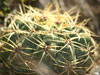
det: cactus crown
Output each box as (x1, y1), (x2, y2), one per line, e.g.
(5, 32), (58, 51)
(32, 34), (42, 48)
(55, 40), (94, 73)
(0, 4), (98, 75)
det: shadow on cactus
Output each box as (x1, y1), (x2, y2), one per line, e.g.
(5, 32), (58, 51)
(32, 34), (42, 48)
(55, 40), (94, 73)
(0, 4), (98, 75)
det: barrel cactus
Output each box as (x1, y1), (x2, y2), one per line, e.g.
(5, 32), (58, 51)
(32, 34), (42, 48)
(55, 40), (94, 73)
(0, 5), (98, 75)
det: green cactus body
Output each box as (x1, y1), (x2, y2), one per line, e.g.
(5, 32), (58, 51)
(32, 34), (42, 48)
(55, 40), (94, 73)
(0, 5), (97, 75)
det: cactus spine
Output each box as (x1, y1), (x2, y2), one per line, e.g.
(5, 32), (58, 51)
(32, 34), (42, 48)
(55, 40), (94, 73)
(0, 5), (97, 75)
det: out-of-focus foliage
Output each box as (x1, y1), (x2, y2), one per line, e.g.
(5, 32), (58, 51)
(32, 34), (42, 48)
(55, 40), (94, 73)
(0, 0), (37, 25)
(0, 0), (11, 24)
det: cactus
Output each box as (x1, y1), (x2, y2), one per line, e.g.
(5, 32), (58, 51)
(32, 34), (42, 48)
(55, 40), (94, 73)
(0, 4), (98, 75)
